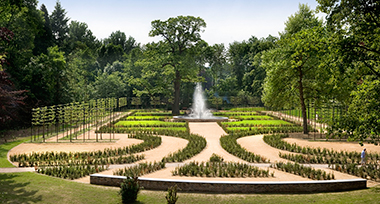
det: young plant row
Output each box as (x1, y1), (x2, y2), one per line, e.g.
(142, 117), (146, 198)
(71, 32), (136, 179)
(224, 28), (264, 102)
(37, 164), (108, 180)
(224, 126), (305, 135)
(10, 132), (161, 166)
(97, 127), (188, 135)
(115, 121), (186, 128)
(133, 112), (173, 116)
(220, 133), (268, 163)
(279, 152), (361, 165)
(333, 163), (380, 181)
(161, 133), (206, 162)
(222, 121), (293, 127)
(227, 107), (265, 112)
(227, 115), (274, 120)
(16, 154), (144, 168)
(264, 134), (380, 181)
(263, 134), (380, 163)
(271, 162), (335, 180)
(213, 112), (259, 116)
(124, 116), (170, 121)
(113, 161), (166, 177)
(172, 161), (273, 178)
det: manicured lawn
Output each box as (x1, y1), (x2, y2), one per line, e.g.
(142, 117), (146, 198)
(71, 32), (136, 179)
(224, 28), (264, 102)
(228, 107), (265, 112)
(0, 137), (30, 168)
(125, 116), (170, 120)
(1, 172), (380, 204)
(213, 112), (258, 116)
(115, 121), (186, 127)
(222, 120), (293, 127)
(228, 115), (274, 120)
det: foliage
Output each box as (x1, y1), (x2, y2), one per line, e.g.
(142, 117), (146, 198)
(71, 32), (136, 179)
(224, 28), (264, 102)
(329, 79), (380, 145)
(37, 164), (108, 180)
(113, 161), (166, 177)
(220, 133), (268, 163)
(209, 153), (224, 163)
(172, 161), (272, 178)
(148, 15), (207, 115)
(166, 185), (180, 204)
(271, 162), (334, 180)
(11, 132), (160, 167)
(162, 133), (206, 162)
(261, 4), (328, 134)
(119, 177), (140, 204)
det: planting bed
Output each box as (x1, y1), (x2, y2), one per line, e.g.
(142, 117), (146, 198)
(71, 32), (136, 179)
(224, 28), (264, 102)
(4, 109), (379, 193)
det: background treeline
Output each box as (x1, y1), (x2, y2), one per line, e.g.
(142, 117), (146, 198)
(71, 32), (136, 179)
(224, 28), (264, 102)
(0, 0), (275, 129)
(0, 0), (379, 145)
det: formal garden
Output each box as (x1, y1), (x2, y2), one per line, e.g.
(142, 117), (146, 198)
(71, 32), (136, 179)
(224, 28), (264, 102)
(1, 0), (380, 203)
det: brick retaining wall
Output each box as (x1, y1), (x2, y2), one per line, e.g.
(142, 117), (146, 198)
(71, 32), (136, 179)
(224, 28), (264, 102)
(90, 174), (367, 193)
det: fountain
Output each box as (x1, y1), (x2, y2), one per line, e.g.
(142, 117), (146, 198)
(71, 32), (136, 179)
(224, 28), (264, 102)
(173, 82), (228, 122)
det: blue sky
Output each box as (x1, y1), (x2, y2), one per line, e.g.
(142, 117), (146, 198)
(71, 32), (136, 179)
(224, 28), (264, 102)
(38, 0), (324, 47)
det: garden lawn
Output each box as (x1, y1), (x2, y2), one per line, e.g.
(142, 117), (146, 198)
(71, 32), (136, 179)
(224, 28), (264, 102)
(0, 137), (30, 168)
(213, 112), (259, 116)
(115, 120), (186, 127)
(125, 116), (170, 120)
(228, 115), (274, 120)
(1, 172), (380, 204)
(228, 107), (265, 112)
(133, 112), (173, 116)
(222, 120), (293, 127)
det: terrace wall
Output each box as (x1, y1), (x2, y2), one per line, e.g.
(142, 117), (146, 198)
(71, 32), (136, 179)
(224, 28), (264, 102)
(90, 174), (367, 193)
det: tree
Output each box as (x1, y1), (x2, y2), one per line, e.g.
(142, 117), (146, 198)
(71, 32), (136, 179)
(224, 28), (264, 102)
(50, 0), (69, 48)
(329, 78), (380, 145)
(97, 43), (124, 68)
(317, 0), (380, 144)
(149, 16), (206, 115)
(262, 4), (326, 134)
(0, 27), (27, 128)
(104, 31), (139, 55)
(94, 71), (127, 99)
(317, 0), (380, 79)
(66, 20), (99, 53)
(23, 46), (67, 105)
(33, 4), (54, 55)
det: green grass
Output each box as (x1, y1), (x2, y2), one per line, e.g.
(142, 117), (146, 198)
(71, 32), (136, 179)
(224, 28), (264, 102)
(0, 137), (30, 168)
(228, 107), (265, 112)
(125, 116), (170, 120)
(222, 120), (293, 126)
(213, 112), (258, 116)
(227, 115), (274, 120)
(115, 120), (186, 127)
(1, 172), (380, 204)
(118, 127), (188, 132)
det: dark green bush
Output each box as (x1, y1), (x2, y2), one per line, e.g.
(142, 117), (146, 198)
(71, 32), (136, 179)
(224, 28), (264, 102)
(119, 177), (140, 204)
(166, 185), (180, 204)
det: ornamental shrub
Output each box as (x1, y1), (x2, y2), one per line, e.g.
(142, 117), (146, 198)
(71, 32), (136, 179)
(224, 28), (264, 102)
(119, 177), (140, 204)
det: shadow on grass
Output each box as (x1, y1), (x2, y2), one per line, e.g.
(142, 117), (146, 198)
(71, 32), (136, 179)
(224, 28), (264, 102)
(0, 173), (42, 203)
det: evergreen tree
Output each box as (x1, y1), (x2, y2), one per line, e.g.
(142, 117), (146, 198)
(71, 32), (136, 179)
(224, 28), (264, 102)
(50, 0), (69, 48)
(33, 4), (54, 55)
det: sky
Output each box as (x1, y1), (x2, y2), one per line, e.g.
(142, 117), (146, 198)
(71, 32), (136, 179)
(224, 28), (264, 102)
(38, 0), (325, 47)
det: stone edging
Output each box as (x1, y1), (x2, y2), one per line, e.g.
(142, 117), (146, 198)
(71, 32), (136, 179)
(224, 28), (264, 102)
(90, 174), (367, 193)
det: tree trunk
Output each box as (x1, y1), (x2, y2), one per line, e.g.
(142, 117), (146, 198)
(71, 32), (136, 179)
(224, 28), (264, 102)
(173, 70), (181, 116)
(298, 67), (308, 134)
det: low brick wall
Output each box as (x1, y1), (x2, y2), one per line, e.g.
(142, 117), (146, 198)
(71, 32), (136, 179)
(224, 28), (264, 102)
(90, 174), (367, 193)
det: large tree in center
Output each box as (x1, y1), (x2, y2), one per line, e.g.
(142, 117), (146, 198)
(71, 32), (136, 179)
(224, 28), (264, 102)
(149, 16), (206, 115)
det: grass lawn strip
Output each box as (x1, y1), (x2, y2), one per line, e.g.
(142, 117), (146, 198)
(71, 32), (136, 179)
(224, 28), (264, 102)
(1, 172), (380, 204)
(0, 137), (30, 168)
